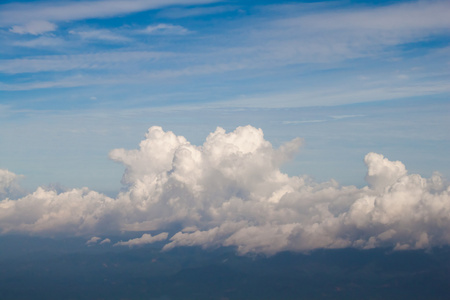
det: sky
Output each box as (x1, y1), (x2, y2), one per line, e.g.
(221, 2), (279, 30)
(1, 0), (450, 258)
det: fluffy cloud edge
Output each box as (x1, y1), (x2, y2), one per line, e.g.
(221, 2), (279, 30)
(1, 125), (449, 255)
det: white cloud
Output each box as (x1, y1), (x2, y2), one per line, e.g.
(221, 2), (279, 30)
(0, 169), (23, 199)
(10, 20), (57, 35)
(114, 232), (168, 247)
(364, 152), (407, 192)
(142, 24), (192, 35)
(86, 236), (101, 245)
(100, 238), (111, 244)
(0, 126), (449, 255)
(0, 186), (116, 235)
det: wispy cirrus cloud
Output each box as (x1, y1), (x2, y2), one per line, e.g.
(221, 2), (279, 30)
(289, 0), (450, 31)
(0, 51), (171, 74)
(9, 20), (57, 35)
(69, 29), (130, 42)
(0, 0), (219, 27)
(142, 24), (192, 35)
(247, 1), (450, 67)
(1, 0), (450, 110)
(157, 5), (240, 19)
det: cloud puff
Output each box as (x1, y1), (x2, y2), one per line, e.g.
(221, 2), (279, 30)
(86, 236), (101, 245)
(0, 186), (116, 235)
(0, 169), (23, 199)
(0, 126), (449, 255)
(86, 236), (111, 245)
(114, 232), (168, 247)
(10, 20), (57, 35)
(100, 238), (111, 244)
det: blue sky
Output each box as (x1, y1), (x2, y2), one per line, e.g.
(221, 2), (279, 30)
(1, 0), (449, 196)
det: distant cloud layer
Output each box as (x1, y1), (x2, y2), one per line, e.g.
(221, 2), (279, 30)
(1, 126), (449, 254)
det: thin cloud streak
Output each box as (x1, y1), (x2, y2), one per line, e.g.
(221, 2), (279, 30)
(69, 29), (131, 42)
(142, 24), (192, 35)
(0, 51), (172, 74)
(157, 5), (240, 19)
(0, 0), (219, 26)
(9, 20), (57, 35)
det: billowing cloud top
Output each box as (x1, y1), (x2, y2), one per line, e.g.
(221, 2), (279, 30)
(1, 126), (449, 254)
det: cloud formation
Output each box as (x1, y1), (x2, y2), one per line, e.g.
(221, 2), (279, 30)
(114, 232), (168, 247)
(1, 126), (449, 254)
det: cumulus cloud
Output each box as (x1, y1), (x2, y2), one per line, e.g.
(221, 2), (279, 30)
(114, 232), (168, 247)
(0, 186), (116, 235)
(0, 126), (449, 255)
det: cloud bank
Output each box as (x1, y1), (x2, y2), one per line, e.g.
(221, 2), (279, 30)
(1, 126), (449, 254)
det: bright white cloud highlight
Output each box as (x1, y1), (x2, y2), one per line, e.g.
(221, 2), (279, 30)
(114, 232), (168, 247)
(0, 126), (449, 255)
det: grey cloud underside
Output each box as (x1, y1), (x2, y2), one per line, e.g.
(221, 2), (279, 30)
(0, 126), (449, 254)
